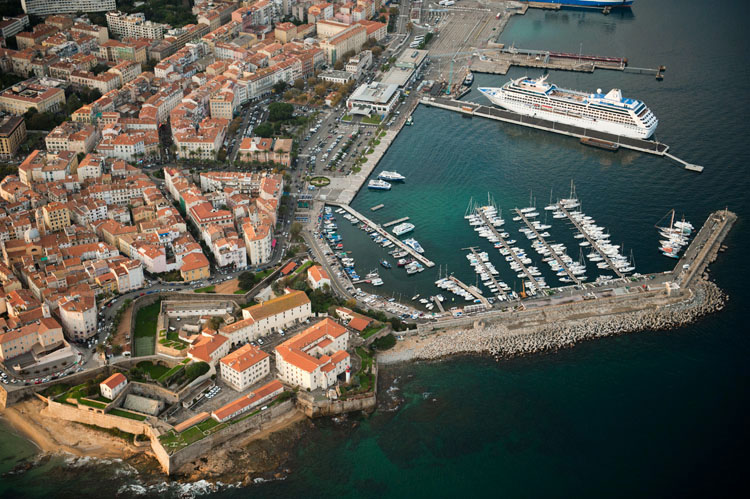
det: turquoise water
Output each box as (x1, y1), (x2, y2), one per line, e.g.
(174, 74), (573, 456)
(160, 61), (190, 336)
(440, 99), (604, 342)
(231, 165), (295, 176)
(2, 1), (750, 497)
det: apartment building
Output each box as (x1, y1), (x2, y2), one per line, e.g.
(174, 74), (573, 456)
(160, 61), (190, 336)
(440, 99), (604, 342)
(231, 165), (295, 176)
(0, 79), (66, 115)
(106, 11), (167, 41)
(0, 116), (27, 159)
(21, 0), (116, 16)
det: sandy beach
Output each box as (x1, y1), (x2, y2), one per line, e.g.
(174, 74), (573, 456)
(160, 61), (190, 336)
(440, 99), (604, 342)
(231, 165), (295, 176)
(1, 398), (142, 460)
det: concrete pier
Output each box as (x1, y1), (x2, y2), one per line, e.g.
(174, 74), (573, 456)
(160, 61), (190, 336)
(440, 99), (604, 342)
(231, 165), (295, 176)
(449, 276), (491, 309)
(514, 208), (582, 285)
(421, 97), (703, 172)
(383, 217), (410, 228)
(475, 210), (542, 290)
(556, 203), (626, 279)
(466, 246), (511, 302)
(332, 203), (435, 268)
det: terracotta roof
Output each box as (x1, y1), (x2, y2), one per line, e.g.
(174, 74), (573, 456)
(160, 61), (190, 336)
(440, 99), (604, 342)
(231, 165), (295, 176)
(212, 379), (283, 421)
(243, 290), (310, 322)
(220, 343), (269, 373)
(101, 373), (127, 390)
(280, 261), (297, 275)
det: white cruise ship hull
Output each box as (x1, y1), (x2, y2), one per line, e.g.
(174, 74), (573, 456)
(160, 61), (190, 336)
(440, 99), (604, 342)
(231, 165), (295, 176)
(481, 89), (657, 140)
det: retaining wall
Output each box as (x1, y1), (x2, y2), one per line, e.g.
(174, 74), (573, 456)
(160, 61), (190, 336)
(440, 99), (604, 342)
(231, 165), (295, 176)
(297, 362), (378, 418)
(155, 399), (296, 474)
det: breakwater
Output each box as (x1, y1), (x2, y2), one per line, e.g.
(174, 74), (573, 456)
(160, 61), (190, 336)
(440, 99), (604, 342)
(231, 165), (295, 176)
(379, 280), (726, 364)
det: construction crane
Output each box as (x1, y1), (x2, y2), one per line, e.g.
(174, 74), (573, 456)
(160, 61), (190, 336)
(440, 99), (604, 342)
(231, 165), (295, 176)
(429, 49), (499, 94)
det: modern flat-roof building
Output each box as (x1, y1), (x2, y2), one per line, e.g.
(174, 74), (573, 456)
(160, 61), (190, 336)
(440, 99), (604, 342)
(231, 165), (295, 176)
(381, 49), (428, 88)
(0, 78), (66, 115)
(106, 11), (168, 41)
(0, 116), (27, 159)
(346, 82), (400, 117)
(21, 0), (116, 16)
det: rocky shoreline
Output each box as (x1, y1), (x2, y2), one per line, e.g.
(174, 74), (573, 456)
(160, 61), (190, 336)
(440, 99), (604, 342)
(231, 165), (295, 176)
(378, 280), (727, 364)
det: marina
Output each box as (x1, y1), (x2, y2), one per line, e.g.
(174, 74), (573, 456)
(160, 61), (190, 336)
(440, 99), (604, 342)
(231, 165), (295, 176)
(332, 203), (435, 268)
(465, 246), (511, 303)
(473, 205), (546, 296)
(421, 97), (703, 172)
(514, 208), (583, 286)
(448, 276), (491, 310)
(555, 201), (627, 278)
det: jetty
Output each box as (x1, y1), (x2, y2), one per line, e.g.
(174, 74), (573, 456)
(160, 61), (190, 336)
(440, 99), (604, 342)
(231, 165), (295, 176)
(332, 203), (435, 268)
(475, 209), (540, 287)
(370, 204), (384, 211)
(449, 276), (491, 310)
(421, 97), (703, 173)
(470, 46), (631, 76)
(465, 246), (510, 302)
(514, 208), (582, 285)
(556, 202), (626, 278)
(432, 296), (446, 313)
(383, 217), (410, 228)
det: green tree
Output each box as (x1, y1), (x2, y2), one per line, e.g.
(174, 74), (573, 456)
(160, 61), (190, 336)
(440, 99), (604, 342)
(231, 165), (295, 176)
(268, 102), (294, 122)
(333, 60), (344, 70)
(254, 122), (274, 138)
(314, 83), (327, 97)
(293, 78), (305, 90)
(185, 362), (210, 380)
(273, 80), (288, 94)
(238, 271), (256, 290)
(290, 222), (302, 240)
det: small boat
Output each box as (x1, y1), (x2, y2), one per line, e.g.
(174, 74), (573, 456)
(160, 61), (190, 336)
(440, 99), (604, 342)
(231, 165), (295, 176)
(402, 238), (424, 254)
(377, 171), (406, 182)
(463, 72), (474, 86)
(412, 294), (420, 300)
(405, 116), (414, 126)
(392, 222), (415, 236)
(371, 278), (384, 286)
(380, 259), (392, 269)
(368, 179), (392, 190)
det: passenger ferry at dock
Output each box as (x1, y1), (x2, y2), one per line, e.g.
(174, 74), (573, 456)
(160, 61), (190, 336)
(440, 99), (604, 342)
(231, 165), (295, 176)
(478, 75), (658, 139)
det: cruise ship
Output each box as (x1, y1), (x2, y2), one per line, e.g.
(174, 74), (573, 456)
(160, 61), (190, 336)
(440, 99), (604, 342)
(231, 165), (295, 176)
(392, 222), (415, 236)
(378, 171), (406, 182)
(525, 0), (633, 7)
(368, 179), (392, 190)
(478, 75), (658, 139)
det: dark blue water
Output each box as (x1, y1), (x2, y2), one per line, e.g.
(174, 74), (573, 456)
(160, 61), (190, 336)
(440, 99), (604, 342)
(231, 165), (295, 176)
(2, 1), (749, 497)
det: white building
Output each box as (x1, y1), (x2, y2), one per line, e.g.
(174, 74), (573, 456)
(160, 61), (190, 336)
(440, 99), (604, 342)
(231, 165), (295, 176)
(241, 290), (312, 333)
(346, 82), (400, 117)
(211, 379), (283, 423)
(275, 318), (350, 391)
(345, 50), (372, 78)
(21, 0), (116, 16)
(106, 11), (167, 40)
(219, 343), (270, 391)
(58, 294), (97, 341)
(307, 265), (330, 290)
(243, 222), (272, 266)
(100, 373), (127, 400)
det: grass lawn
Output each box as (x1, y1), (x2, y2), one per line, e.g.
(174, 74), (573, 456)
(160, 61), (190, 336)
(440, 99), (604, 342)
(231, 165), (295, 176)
(78, 398), (107, 409)
(137, 361), (170, 380)
(197, 418), (219, 432)
(181, 426), (205, 445)
(362, 115), (382, 125)
(109, 408), (146, 421)
(194, 285), (215, 293)
(342, 114), (353, 121)
(157, 364), (184, 383)
(360, 323), (385, 339)
(356, 347), (373, 372)
(134, 301), (160, 356)
(234, 289), (246, 294)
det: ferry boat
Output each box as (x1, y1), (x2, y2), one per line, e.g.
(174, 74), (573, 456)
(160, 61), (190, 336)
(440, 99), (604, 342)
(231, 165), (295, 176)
(524, 0), (634, 7)
(392, 222), (415, 236)
(478, 74), (657, 139)
(377, 171), (406, 182)
(402, 238), (424, 254)
(368, 179), (392, 190)
(463, 72), (474, 86)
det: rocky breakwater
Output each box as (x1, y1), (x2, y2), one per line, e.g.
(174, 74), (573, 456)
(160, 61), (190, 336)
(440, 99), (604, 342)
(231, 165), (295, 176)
(379, 280), (727, 363)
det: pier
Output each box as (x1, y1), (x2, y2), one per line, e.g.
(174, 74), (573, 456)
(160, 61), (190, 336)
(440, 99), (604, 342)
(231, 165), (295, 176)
(556, 202), (626, 279)
(332, 203), (435, 268)
(514, 208), (583, 285)
(449, 276), (491, 309)
(421, 97), (704, 172)
(465, 246), (511, 302)
(470, 47), (630, 76)
(383, 217), (410, 228)
(370, 204), (384, 211)
(432, 296), (446, 313)
(475, 209), (541, 289)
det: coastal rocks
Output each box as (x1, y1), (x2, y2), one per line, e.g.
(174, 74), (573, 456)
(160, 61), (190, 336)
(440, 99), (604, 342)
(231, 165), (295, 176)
(380, 280), (727, 363)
